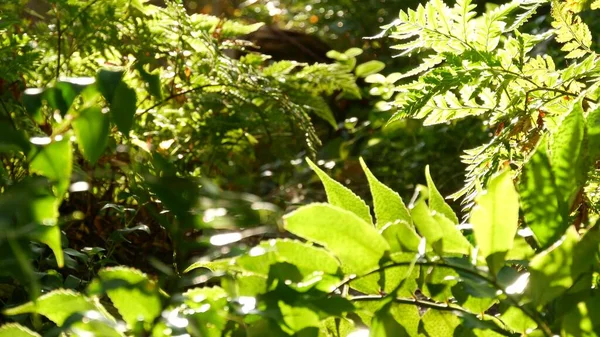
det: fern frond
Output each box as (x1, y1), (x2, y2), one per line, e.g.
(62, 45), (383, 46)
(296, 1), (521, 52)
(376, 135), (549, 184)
(389, 54), (445, 80)
(475, 2), (520, 51)
(452, 0), (477, 43)
(551, 1), (592, 58)
(505, 0), (548, 32)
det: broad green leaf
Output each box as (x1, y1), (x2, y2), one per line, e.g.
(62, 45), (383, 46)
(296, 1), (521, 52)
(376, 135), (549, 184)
(0, 324), (41, 337)
(0, 122), (30, 154)
(355, 61), (386, 78)
(110, 81), (137, 136)
(528, 226), (600, 306)
(320, 317), (355, 337)
(550, 100), (585, 207)
(136, 63), (162, 100)
(183, 287), (228, 310)
(389, 304), (420, 336)
(452, 282), (497, 313)
(411, 200), (471, 255)
(22, 88), (44, 123)
(500, 307), (537, 334)
(519, 142), (568, 248)
(34, 225), (64, 268)
(381, 221), (421, 253)
(97, 69), (124, 103)
(561, 299), (600, 337)
(351, 252), (419, 296)
(425, 166), (459, 224)
(43, 87), (69, 117)
(278, 301), (321, 333)
(306, 158), (372, 224)
(360, 158), (411, 228)
(283, 204), (389, 275)
(371, 302), (411, 337)
(29, 137), (72, 197)
(470, 170), (519, 274)
(307, 95), (338, 129)
(420, 310), (460, 336)
(55, 77), (95, 112)
(72, 106), (109, 164)
(587, 105), (600, 162)
(3, 289), (112, 326)
(259, 239), (341, 275)
(505, 236), (536, 261)
(92, 267), (162, 329)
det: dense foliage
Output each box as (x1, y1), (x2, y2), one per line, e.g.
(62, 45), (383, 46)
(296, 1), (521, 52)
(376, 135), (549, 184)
(1, 0), (600, 336)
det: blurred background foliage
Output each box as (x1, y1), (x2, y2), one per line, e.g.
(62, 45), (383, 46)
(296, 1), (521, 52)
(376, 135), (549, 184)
(0, 0), (551, 318)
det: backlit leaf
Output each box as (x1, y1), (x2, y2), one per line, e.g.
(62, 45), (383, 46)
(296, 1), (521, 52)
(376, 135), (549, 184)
(110, 81), (137, 136)
(72, 106), (109, 164)
(360, 158), (411, 229)
(284, 203), (389, 275)
(425, 165), (459, 224)
(92, 267), (162, 329)
(470, 170), (519, 274)
(306, 158), (372, 224)
(3, 289), (113, 326)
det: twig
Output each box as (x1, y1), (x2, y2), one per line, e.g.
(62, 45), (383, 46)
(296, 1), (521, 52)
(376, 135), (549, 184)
(336, 260), (553, 337)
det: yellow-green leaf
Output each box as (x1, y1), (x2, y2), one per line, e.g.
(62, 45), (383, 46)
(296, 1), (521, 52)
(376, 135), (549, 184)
(360, 158), (411, 229)
(470, 170), (519, 274)
(306, 158), (372, 224)
(284, 203), (389, 274)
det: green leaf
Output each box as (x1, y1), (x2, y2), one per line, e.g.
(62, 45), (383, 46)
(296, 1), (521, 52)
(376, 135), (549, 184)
(283, 203), (389, 274)
(344, 48), (364, 57)
(470, 170), (519, 274)
(92, 267), (162, 329)
(500, 307), (537, 334)
(278, 301), (321, 333)
(411, 200), (471, 255)
(371, 302), (411, 337)
(528, 226), (600, 306)
(306, 158), (372, 224)
(97, 69), (124, 103)
(550, 100), (586, 207)
(320, 317), (355, 337)
(136, 63), (162, 100)
(519, 142), (569, 249)
(34, 225), (64, 269)
(55, 77), (96, 113)
(360, 158), (412, 229)
(587, 105), (600, 162)
(43, 87), (69, 117)
(110, 81), (137, 136)
(0, 324), (41, 337)
(425, 166), (459, 224)
(0, 122), (31, 154)
(29, 137), (72, 197)
(22, 88), (44, 123)
(420, 310), (460, 336)
(381, 221), (422, 253)
(259, 239), (341, 276)
(72, 106), (109, 164)
(355, 61), (386, 78)
(561, 299), (600, 337)
(3, 289), (113, 326)
(307, 95), (338, 129)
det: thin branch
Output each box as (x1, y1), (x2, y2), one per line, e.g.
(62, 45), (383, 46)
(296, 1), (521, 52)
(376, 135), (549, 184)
(0, 97), (16, 130)
(336, 260), (553, 337)
(139, 84), (220, 115)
